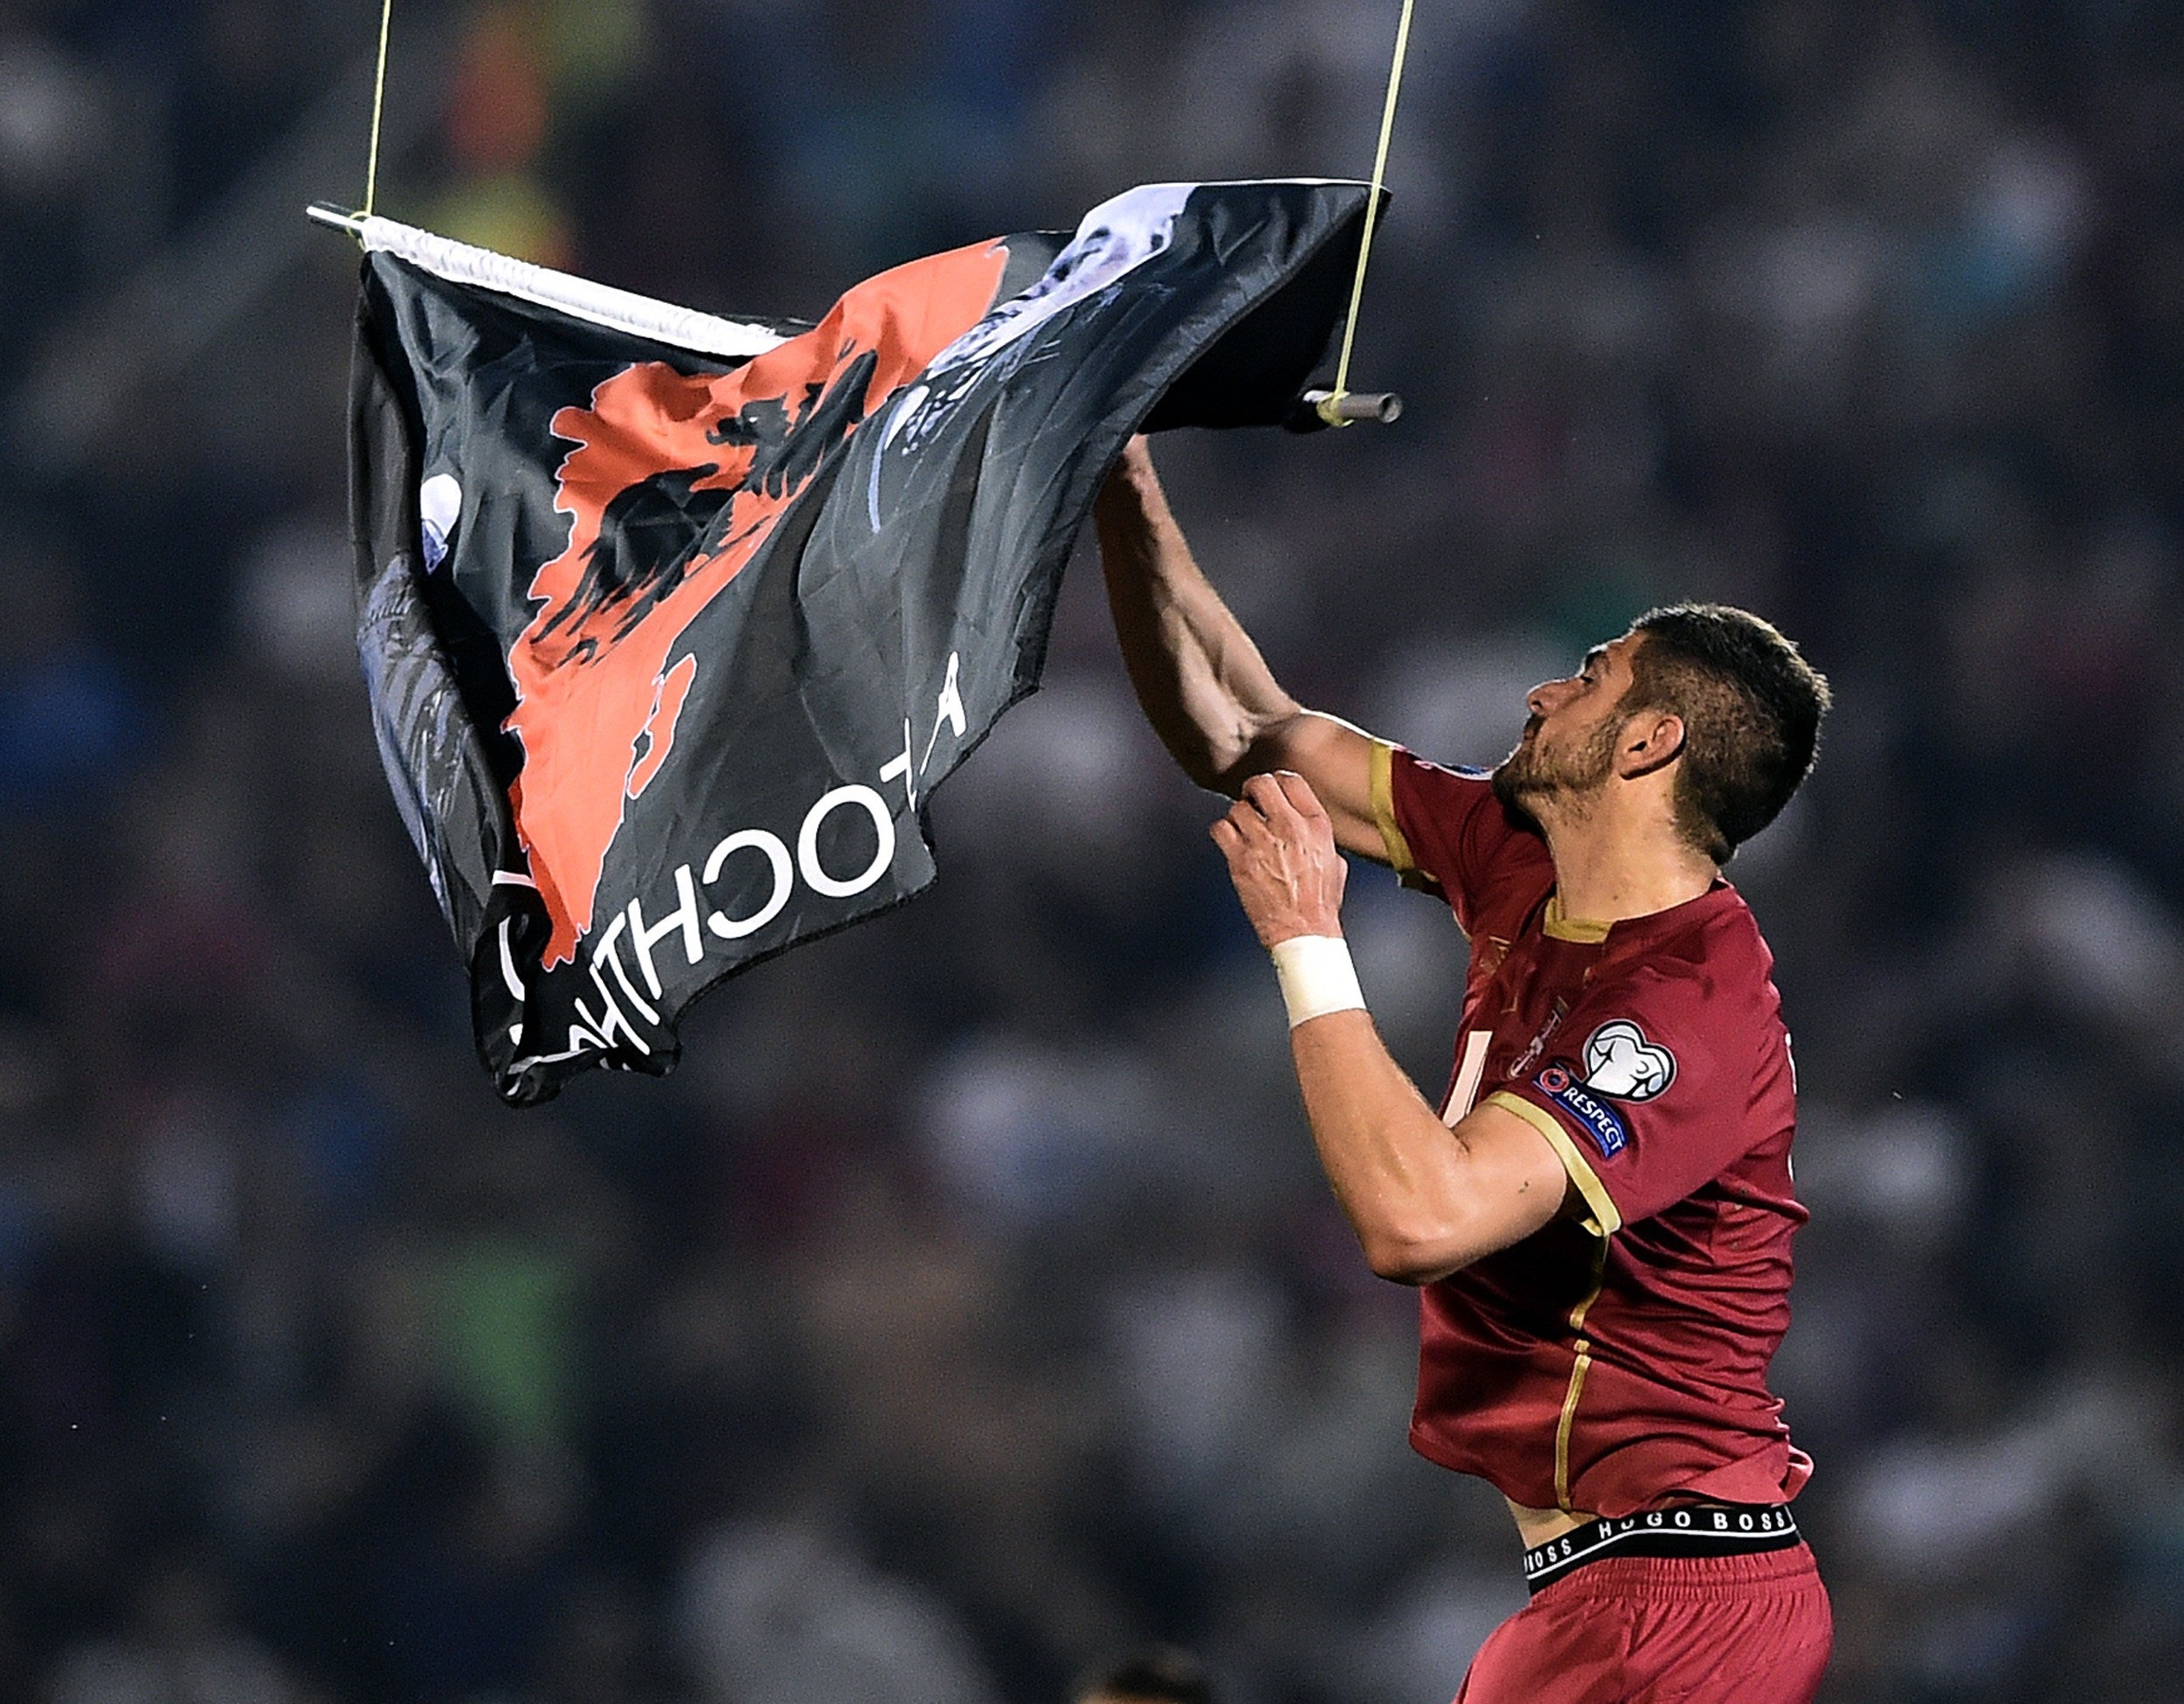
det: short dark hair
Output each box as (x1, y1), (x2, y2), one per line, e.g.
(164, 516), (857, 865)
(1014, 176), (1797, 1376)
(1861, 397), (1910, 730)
(1074, 1646), (1215, 1704)
(1621, 604), (1830, 863)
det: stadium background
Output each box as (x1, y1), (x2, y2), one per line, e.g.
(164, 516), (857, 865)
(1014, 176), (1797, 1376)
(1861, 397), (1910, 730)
(1, 0), (2181, 1699)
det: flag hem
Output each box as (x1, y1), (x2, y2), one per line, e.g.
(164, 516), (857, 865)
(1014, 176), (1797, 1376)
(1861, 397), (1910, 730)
(357, 215), (789, 361)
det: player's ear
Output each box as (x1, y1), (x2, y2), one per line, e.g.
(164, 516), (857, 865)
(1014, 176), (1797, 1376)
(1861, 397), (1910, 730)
(1615, 709), (1685, 781)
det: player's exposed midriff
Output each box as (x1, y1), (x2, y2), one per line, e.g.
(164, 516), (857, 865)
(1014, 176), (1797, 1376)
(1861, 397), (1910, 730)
(1508, 1498), (1600, 1549)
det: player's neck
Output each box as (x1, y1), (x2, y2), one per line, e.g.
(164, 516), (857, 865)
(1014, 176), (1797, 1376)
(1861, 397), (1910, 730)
(1538, 801), (1718, 927)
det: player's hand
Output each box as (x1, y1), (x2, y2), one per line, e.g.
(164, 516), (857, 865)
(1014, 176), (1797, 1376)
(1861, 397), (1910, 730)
(1211, 771), (1348, 948)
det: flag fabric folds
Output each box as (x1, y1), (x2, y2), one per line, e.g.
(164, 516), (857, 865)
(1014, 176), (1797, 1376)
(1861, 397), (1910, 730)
(348, 180), (1374, 1104)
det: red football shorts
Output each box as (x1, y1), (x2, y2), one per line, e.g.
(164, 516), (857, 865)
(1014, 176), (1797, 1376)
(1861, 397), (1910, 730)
(1454, 1545), (1831, 1704)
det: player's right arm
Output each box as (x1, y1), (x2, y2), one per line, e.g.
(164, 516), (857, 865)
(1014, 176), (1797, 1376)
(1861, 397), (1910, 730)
(1094, 437), (1388, 862)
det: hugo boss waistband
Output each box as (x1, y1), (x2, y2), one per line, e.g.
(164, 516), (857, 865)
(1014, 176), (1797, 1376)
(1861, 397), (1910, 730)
(1522, 1503), (1801, 1595)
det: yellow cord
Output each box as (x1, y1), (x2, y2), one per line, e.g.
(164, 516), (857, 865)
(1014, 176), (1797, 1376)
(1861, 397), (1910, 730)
(1320, 0), (1413, 427)
(363, 0), (394, 218)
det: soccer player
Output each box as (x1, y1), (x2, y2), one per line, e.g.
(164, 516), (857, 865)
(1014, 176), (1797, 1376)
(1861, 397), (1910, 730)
(1093, 438), (1834, 1703)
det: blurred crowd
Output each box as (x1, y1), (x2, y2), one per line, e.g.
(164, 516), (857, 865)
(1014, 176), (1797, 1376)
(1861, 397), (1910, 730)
(1, 0), (2181, 1700)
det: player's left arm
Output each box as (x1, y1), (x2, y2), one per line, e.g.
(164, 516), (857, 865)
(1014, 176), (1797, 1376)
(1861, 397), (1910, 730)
(1213, 773), (1575, 1285)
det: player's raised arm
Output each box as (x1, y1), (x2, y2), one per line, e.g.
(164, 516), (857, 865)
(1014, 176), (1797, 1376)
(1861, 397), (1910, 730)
(1094, 438), (1387, 861)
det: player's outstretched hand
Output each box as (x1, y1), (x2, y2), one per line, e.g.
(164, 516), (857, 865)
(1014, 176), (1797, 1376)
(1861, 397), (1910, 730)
(1210, 771), (1348, 949)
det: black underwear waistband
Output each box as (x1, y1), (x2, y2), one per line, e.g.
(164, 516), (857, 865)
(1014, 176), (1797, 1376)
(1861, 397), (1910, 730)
(1522, 1503), (1801, 1595)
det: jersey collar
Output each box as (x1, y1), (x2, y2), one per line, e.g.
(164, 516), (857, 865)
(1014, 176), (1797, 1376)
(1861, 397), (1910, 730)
(1542, 894), (1613, 942)
(1541, 881), (1736, 945)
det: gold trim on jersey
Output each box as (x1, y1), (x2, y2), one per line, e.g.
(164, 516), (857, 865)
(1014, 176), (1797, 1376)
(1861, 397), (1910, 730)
(1484, 1091), (1623, 1237)
(1553, 1235), (1610, 1511)
(1542, 894), (1611, 942)
(1368, 740), (1420, 878)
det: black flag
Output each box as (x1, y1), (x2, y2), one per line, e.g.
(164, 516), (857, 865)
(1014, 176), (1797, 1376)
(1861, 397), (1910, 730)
(349, 180), (1374, 1104)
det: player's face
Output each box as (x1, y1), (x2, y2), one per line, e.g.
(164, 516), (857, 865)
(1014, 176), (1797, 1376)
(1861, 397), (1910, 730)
(1492, 634), (1641, 808)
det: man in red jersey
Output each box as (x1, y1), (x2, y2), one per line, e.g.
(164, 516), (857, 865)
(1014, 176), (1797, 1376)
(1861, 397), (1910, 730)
(1093, 438), (1834, 1704)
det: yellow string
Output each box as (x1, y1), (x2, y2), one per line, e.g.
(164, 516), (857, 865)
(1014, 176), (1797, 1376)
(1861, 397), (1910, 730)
(363, 0), (394, 218)
(1320, 0), (1413, 426)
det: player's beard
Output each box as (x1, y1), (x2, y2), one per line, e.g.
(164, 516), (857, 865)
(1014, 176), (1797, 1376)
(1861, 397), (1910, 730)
(1492, 714), (1619, 818)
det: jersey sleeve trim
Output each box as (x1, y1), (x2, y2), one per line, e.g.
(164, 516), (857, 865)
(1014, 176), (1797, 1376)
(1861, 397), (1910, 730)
(1368, 741), (1421, 877)
(1484, 1089), (1624, 1237)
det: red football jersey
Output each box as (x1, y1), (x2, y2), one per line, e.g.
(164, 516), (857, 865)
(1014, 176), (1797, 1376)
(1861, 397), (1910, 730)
(1370, 743), (1813, 1518)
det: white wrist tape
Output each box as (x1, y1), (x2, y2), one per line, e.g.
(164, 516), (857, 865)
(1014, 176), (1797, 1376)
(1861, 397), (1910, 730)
(1269, 935), (1366, 1029)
